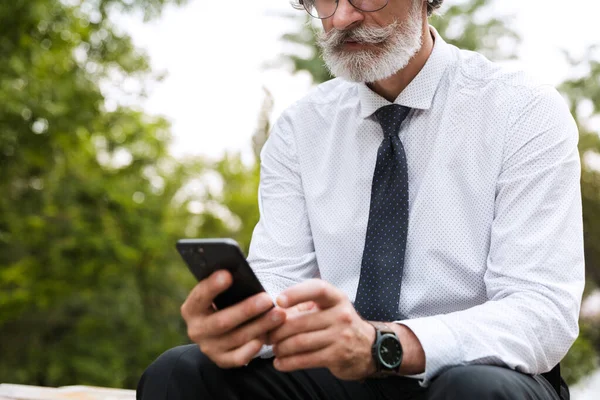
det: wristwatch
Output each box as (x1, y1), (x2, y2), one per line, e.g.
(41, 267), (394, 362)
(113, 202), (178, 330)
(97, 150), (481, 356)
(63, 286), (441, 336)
(370, 322), (403, 376)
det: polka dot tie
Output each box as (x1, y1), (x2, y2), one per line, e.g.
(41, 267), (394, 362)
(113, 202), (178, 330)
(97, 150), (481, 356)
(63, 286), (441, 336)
(354, 104), (411, 322)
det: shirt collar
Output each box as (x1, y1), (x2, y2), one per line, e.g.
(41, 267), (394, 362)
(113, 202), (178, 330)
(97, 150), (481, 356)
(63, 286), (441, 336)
(358, 26), (453, 119)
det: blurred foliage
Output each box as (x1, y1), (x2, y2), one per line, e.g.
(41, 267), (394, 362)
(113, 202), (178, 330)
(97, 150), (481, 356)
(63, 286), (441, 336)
(429, 0), (520, 61)
(277, 15), (335, 84)
(0, 0), (258, 389)
(560, 48), (600, 290)
(1, 0), (599, 391)
(561, 320), (600, 385)
(559, 47), (600, 384)
(278, 0), (600, 387)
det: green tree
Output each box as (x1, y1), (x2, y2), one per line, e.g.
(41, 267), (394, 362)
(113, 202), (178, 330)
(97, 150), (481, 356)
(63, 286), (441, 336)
(0, 0), (275, 388)
(429, 0), (519, 61)
(558, 48), (600, 383)
(559, 48), (600, 290)
(0, 0), (212, 389)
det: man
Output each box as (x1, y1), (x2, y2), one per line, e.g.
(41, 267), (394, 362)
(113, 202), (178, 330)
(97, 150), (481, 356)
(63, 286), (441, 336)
(137, 0), (584, 399)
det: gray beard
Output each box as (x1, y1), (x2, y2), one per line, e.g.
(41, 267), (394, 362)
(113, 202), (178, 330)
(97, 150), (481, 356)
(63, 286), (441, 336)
(316, 3), (424, 83)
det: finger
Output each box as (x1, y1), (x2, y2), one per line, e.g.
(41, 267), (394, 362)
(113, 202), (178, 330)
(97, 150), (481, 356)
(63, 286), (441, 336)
(297, 300), (318, 312)
(277, 279), (342, 310)
(214, 338), (265, 369)
(273, 347), (332, 372)
(181, 270), (232, 320)
(268, 306), (337, 344)
(273, 328), (333, 358)
(285, 301), (318, 317)
(218, 308), (286, 351)
(203, 291), (275, 336)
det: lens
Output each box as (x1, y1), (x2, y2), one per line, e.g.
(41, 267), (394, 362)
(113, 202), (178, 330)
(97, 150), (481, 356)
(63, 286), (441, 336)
(302, 0), (338, 19)
(191, 251), (207, 267)
(301, 0), (389, 19)
(350, 0), (389, 12)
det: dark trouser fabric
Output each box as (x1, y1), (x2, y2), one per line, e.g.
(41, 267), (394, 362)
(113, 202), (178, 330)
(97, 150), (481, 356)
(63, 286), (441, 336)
(136, 345), (559, 400)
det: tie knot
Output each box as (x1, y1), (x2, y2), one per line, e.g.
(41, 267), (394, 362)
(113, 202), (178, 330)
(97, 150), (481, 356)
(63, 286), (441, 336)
(375, 104), (411, 138)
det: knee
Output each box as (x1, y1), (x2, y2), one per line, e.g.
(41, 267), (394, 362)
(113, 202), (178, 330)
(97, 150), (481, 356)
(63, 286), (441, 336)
(143, 344), (205, 380)
(137, 345), (210, 399)
(428, 365), (515, 400)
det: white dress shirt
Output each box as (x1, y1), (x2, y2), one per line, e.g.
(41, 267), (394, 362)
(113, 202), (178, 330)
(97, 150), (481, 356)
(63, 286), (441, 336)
(247, 28), (585, 386)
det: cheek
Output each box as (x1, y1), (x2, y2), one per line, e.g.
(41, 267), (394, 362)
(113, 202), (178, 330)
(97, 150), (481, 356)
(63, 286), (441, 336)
(372, 16), (394, 27)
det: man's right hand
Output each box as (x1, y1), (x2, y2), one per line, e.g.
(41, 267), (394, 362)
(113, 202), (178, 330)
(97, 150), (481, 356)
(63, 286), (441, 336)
(180, 270), (286, 369)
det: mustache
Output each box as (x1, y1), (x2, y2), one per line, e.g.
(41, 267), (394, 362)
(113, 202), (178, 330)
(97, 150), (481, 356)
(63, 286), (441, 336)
(316, 21), (399, 49)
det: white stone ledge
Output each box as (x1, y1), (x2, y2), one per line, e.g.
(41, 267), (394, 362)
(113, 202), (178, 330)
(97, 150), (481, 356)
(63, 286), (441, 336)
(0, 384), (135, 400)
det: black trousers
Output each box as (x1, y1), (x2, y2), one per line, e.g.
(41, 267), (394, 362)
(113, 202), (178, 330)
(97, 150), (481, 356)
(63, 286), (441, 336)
(137, 345), (559, 400)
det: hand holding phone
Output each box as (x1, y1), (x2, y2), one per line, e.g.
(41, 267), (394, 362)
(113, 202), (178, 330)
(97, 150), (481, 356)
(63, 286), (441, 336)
(176, 238), (271, 310)
(177, 239), (286, 368)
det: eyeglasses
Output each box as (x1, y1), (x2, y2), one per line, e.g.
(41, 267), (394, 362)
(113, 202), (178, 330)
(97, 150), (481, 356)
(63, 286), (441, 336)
(297, 0), (390, 20)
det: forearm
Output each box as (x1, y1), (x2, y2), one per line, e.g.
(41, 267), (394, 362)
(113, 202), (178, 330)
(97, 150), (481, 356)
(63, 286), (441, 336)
(397, 287), (581, 385)
(390, 323), (426, 375)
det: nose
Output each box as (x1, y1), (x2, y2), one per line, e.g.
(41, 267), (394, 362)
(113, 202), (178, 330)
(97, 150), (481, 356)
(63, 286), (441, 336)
(330, 0), (364, 30)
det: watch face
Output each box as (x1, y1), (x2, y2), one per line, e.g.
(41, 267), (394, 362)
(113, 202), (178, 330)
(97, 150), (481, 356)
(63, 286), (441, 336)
(379, 334), (402, 369)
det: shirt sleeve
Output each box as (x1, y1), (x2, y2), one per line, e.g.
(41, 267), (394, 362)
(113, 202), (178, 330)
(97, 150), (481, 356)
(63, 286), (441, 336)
(247, 112), (320, 304)
(248, 113), (320, 359)
(398, 86), (585, 386)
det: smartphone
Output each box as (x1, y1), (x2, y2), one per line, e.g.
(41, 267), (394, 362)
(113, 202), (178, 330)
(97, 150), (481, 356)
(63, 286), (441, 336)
(176, 238), (270, 310)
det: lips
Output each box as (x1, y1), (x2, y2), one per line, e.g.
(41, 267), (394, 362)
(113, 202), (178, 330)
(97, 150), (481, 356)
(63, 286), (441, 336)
(343, 37), (382, 45)
(342, 40), (380, 47)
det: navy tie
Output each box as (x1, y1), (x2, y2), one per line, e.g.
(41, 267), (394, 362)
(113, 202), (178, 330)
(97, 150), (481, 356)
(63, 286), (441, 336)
(354, 104), (411, 322)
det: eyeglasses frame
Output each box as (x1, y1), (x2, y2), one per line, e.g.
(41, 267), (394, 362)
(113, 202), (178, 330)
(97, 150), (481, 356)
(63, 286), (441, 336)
(298, 0), (390, 20)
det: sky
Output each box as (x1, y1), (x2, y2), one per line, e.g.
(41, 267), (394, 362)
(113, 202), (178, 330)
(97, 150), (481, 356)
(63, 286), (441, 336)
(116, 0), (600, 162)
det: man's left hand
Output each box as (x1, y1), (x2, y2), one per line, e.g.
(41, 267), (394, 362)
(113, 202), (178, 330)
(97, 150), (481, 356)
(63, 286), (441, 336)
(268, 279), (377, 381)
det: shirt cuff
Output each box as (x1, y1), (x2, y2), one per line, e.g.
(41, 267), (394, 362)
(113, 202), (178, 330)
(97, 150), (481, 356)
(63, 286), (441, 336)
(395, 316), (462, 386)
(255, 344), (275, 359)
